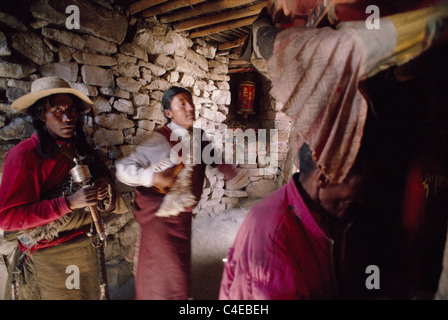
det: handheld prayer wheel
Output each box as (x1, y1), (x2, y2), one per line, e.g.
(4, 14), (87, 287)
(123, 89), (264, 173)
(70, 157), (106, 242)
(237, 81), (256, 118)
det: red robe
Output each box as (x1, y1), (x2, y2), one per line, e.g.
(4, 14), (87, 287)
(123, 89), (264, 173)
(132, 125), (233, 299)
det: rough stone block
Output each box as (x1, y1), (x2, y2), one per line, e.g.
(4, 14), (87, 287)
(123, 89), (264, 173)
(93, 128), (124, 147)
(0, 117), (34, 140)
(11, 32), (54, 65)
(185, 49), (209, 71)
(31, 0), (128, 44)
(137, 120), (155, 131)
(95, 113), (134, 130)
(134, 106), (166, 124)
(0, 61), (36, 79)
(119, 43), (147, 61)
(83, 35), (117, 54)
(113, 63), (141, 78)
(112, 99), (134, 115)
(138, 61), (166, 77)
(145, 78), (171, 91)
(42, 27), (85, 50)
(133, 93), (150, 106)
(81, 65), (114, 87)
(211, 90), (231, 105)
(91, 96), (111, 115)
(99, 87), (130, 99)
(69, 82), (98, 97)
(154, 55), (175, 70)
(82, 53), (117, 67)
(40, 62), (78, 82)
(0, 32), (11, 57)
(116, 77), (141, 92)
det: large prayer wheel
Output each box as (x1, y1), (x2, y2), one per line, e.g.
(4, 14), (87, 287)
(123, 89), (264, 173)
(237, 81), (256, 117)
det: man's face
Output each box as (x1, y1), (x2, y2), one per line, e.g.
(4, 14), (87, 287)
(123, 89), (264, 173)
(164, 92), (196, 129)
(41, 94), (79, 140)
(317, 175), (364, 220)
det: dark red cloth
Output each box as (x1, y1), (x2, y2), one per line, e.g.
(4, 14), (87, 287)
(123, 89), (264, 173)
(0, 134), (73, 231)
(17, 226), (90, 254)
(0, 133), (110, 251)
(132, 126), (207, 299)
(135, 207), (193, 300)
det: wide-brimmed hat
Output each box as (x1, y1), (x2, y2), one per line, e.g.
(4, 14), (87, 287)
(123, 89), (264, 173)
(11, 76), (94, 113)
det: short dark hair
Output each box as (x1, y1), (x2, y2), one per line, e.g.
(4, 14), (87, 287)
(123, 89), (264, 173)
(298, 142), (317, 180)
(162, 86), (191, 111)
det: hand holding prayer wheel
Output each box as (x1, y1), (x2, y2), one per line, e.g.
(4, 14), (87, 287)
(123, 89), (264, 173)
(66, 158), (107, 242)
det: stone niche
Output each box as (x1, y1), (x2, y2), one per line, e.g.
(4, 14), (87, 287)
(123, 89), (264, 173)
(0, 0), (294, 300)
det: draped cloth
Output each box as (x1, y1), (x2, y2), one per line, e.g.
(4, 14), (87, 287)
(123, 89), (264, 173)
(267, 4), (448, 183)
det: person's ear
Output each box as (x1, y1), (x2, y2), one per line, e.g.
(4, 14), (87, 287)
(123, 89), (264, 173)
(163, 109), (173, 120)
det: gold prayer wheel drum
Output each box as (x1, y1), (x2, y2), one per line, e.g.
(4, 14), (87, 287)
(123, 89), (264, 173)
(237, 81), (256, 116)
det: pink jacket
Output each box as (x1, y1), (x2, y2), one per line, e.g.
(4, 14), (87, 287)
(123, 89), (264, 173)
(219, 174), (339, 300)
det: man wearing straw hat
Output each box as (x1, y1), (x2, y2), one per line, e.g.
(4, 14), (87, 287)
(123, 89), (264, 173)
(0, 77), (119, 300)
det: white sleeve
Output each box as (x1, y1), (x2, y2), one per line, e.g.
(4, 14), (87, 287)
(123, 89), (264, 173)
(115, 132), (171, 188)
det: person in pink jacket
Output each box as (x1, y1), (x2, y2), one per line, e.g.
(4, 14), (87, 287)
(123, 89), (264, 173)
(219, 143), (371, 299)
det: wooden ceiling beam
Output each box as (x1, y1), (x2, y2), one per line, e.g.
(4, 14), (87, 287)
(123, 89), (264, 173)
(229, 59), (252, 65)
(160, 0), (262, 23)
(218, 36), (248, 50)
(141, 0), (207, 18)
(189, 15), (258, 38)
(174, 3), (266, 32)
(129, 0), (169, 15)
(206, 34), (231, 43)
(228, 67), (254, 73)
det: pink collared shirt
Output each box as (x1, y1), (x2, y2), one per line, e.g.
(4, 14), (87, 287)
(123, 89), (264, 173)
(219, 174), (338, 300)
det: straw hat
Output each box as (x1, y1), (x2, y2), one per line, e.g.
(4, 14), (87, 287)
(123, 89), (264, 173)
(11, 77), (94, 113)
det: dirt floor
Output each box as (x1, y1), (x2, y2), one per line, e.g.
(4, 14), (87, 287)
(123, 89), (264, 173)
(191, 203), (254, 300)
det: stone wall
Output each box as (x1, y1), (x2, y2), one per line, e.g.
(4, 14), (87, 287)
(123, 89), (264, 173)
(0, 0), (293, 299)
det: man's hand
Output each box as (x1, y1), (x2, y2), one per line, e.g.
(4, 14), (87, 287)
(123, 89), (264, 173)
(66, 183), (108, 210)
(94, 179), (110, 201)
(153, 166), (179, 190)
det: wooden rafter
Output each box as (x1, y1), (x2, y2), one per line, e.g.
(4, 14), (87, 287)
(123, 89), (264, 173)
(174, 3), (265, 31)
(206, 34), (231, 42)
(228, 67), (254, 73)
(229, 59), (251, 65)
(141, 0), (207, 18)
(189, 15), (257, 38)
(217, 33), (235, 42)
(129, 0), (169, 15)
(160, 0), (262, 23)
(218, 36), (248, 50)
